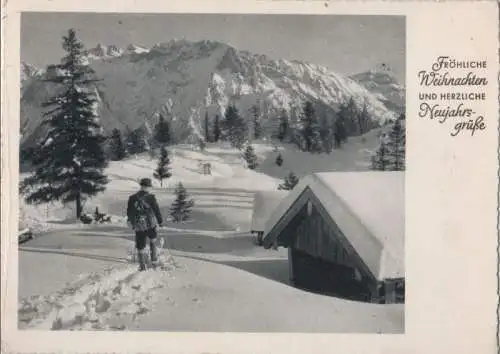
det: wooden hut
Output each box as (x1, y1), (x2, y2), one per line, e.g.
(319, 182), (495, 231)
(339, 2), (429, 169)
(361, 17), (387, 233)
(250, 190), (288, 245)
(262, 172), (404, 304)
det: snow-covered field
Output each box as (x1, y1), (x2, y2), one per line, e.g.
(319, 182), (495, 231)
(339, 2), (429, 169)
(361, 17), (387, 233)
(18, 132), (404, 333)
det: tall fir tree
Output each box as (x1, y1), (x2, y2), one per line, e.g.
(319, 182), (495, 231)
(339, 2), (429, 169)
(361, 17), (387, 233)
(153, 146), (172, 187)
(223, 104), (247, 149)
(319, 114), (334, 153)
(204, 111), (211, 143)
(334, 104), (349, 148)
(243, 144), (259, 170)
(357, 103), (371, 135)
(250, 105), (262, 140)
(212, 114), (221, 142)
(109, 128), (127, 161)
(345, 97), (360, 136)
(371, 140), (391, 171)
(127, 128), (148, 155)
(277, 110), (290, 142)
(386, 115), (406, 171)
(278, 171), (299, 191)
(20, 29), (108, 219)
(299, 101), (323, 153)
(170, 182), (195, 223)
(154, 114), (171, 146)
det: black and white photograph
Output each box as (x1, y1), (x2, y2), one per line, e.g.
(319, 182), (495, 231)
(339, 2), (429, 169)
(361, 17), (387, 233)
(17, 13), (406, 333)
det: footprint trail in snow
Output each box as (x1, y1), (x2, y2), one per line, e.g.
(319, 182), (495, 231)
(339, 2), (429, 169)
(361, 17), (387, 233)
(19, 261), (181, 331)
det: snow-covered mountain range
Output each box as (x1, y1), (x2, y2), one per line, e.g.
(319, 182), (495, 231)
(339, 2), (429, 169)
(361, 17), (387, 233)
(350, 69), (405, 114)
(20, 39), (405, 147)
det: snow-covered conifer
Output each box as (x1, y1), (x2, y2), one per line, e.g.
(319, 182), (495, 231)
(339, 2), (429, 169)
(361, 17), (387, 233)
(371, 140), (391, 171)
(153, 146), (172, 187)
(170, 182), (195, 223)
(127, 127), (148, 155)
(204, 111), (211, 143)
(223, 104), (246, 149)
(154, 114), (171, 146)
(109, 128), (127, 161)
(299, 101), (323, 153)
(386, 114), (406, 171)
(20, 29), (108, 219)
(277, 110), (290, 142)
(212, 114), (221, 142)
(278, 171), (299, 191)
(243, 144), (259, 170)
(250, 105), (262, 140)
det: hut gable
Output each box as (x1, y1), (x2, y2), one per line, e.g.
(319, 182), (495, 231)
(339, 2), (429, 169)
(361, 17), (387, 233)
(262, 172), (405, 281)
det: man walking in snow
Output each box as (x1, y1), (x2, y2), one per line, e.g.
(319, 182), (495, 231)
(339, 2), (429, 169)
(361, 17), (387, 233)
(127, 178), (163, 271)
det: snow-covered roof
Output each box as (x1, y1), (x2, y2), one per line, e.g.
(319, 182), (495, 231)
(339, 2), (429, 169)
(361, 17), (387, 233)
(263, 172), (404, 281)
(251, 191), (289, 232)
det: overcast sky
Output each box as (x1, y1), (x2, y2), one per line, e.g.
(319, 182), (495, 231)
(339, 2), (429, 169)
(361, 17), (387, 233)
(21, 13), (405, 83)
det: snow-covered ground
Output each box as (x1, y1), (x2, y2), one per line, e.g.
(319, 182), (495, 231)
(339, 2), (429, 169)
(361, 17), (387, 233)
(18, 131), (404, 333)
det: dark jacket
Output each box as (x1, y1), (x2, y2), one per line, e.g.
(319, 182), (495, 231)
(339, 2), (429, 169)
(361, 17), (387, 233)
(127, 190), (163, 229)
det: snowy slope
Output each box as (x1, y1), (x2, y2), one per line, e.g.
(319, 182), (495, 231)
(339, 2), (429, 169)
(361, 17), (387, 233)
(18, 131), (403, 332)
(20, 39), (402, 147)
(19, 128), (386, 233)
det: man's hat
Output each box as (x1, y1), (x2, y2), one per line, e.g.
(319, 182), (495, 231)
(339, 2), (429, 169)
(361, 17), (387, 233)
(139, 178), (152, 187)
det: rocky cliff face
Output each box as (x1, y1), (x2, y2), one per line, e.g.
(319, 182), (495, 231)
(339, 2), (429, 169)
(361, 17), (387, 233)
(20, 39), (405, 147)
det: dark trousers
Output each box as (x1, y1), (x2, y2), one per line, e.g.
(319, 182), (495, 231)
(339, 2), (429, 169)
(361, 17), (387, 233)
(135, 228), (157, 250)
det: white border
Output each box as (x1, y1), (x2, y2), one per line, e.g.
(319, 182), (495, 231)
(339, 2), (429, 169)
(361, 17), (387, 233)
(2, 1), (499, 354)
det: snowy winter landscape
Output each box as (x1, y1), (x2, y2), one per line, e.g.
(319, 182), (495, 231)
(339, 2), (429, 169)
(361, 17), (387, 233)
(19, 135), (404, 332)
(18, 14), (405, 333)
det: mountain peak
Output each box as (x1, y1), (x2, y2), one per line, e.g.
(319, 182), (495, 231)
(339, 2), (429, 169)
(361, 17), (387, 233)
(217, 46), (245, 73)
(84, 43), (124, 60)
(20, 39), (404, 147)
(21, 61), (43, 83)
(126, 44), (150, 54)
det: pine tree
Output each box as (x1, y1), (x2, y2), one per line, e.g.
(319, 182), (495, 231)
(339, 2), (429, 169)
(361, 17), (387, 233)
(345, 97), (360, 136)
(170, 182), (195, 223)
(278, 172), (299, 191)
(357, 103), (371, 135)
(204, 111), (211, 143)
(153, 146), (172, 187)
(109, 128), (127, 161)
(127, 128), (148, 155)
(319, 114), (333, 153)
(334, 105), (349, 148)
(223, 104), (246, 149)
(299, 101), (323, 153)
(277, 111), (290, 142)
(371, 140), (391, 171)
(386, 116), (406, 171)
(250, 105), (262, 140)
(243, 144), (259, 170)
(213, 114), (221, 142)
(154, 114), (171, 146)
(20, 29), (108, 219)
(275, 153), (283, 167)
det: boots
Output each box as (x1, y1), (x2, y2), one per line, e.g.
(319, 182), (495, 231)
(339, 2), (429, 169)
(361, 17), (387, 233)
(150, 241), (158, 264)
(137, 249), (147, 271)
